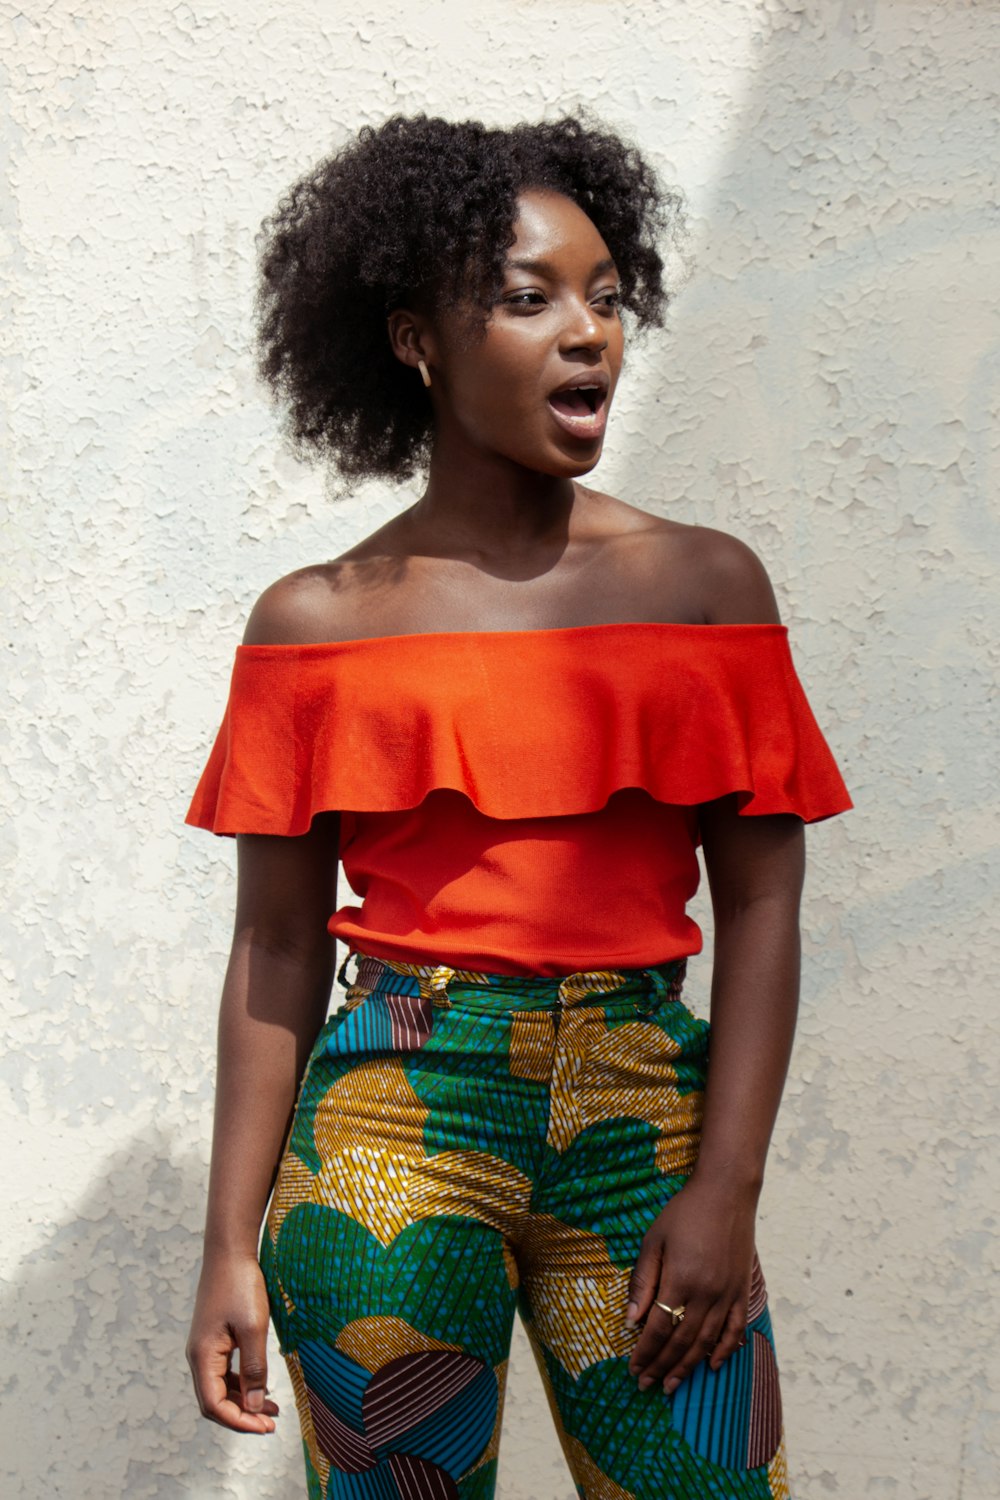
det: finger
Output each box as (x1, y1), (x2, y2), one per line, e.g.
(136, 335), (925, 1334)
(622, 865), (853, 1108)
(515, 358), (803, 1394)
(205, 1371), (277, 1434)
(236, 1322), (274, 1427)
(658, 1305), (727, 1393)
(189, 1342), (276, 1434)
(628, 1294), (697, 1380)
(187, 1335), (234, 1423)
(625, 1242), (663, 1330)
(709, 1296), (748, 1373)
(224, 1369), (280, 1417)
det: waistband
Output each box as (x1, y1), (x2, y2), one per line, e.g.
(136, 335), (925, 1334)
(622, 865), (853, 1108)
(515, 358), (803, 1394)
(336, 947), (688, 1015)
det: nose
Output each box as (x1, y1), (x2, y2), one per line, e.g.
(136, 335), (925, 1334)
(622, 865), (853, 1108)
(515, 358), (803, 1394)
(561, 296), (608, 353)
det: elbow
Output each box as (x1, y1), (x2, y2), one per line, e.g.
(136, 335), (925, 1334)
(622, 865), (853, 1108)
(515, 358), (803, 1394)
(233, 920), (337, 975)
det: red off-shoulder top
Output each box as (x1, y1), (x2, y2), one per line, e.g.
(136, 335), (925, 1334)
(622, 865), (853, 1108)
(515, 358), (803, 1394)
(185, 622), (853, 976)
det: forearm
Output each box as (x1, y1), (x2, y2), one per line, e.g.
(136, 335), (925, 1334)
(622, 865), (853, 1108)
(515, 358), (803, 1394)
(690, 894), (801, 1198)
(202, 931), (335, 1257)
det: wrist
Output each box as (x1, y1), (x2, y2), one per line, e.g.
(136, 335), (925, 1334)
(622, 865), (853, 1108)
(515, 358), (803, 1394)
(688, 1160), (765, 1203)
(202, 1231), (264, 1263)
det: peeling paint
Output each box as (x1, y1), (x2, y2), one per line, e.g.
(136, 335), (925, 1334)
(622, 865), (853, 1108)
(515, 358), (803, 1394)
(3, 2), (999, 1497)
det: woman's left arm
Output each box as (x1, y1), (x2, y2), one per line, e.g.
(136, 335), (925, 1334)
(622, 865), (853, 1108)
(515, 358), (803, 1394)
(625, 799), (805, 1394)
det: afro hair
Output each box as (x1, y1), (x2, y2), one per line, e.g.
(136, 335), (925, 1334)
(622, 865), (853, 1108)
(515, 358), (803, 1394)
(253, 108), (689, 491)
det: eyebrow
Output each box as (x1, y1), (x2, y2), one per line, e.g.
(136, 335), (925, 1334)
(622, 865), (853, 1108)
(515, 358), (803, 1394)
(504, 255), (618, 278)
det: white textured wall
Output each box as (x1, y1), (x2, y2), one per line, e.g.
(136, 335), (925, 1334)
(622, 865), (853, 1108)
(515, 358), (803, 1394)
(3, 1), (998, 1496)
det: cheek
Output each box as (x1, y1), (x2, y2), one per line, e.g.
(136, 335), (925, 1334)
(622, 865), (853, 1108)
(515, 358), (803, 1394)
(453, 355), (546, 441)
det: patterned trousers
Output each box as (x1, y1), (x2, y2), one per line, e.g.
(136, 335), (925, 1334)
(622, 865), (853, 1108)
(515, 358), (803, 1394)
(260, 949), (791, 1499)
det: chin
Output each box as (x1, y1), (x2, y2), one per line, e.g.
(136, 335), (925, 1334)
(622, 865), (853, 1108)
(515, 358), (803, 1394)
(507, 438), (604, 479)
(546, 446), (605, 478)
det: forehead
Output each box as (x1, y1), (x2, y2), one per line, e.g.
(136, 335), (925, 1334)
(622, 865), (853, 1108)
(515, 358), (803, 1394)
(506, 188), (614, 267)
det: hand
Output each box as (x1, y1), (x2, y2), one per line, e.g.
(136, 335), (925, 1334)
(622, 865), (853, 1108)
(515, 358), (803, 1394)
(625, 1173), (758, 1395)
(186, 1250), (281, 1434)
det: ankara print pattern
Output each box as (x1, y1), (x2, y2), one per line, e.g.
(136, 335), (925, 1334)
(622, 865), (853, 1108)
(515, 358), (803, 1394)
(260, 951), (791, 1500)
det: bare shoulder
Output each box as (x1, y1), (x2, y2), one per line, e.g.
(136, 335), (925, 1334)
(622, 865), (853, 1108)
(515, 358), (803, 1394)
(242, 562), (362, 646)
(673, 523), (783, 625)
(582, 491), (781, 626)
(241, 509), (419, 645)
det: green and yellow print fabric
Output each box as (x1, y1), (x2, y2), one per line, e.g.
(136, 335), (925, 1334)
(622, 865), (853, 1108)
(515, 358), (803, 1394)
(259, 952), (791, 1500)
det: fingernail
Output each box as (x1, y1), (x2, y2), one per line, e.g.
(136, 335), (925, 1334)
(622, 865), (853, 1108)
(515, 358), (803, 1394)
(246, 1389), (264, 1412)
(663, 1377), (680, 1394)
(637, 1375), (654, 1390)
(625, 1302), (639, 1328)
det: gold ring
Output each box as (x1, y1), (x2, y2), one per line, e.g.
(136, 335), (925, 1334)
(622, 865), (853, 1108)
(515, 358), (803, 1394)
(654, 1300), (686, 1325)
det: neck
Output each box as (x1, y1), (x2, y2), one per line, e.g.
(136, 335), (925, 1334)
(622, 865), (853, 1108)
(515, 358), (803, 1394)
(404, 427), (584, 561)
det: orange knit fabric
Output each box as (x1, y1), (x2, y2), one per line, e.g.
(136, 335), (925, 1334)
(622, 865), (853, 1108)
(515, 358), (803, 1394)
(185, 622), (853, 976)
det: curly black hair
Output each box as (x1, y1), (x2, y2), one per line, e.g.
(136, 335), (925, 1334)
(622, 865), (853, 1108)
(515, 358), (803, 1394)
(253, 108), (689, 491)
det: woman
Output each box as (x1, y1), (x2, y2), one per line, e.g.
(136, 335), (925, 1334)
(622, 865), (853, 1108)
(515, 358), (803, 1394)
(184, 111), (852, 1500)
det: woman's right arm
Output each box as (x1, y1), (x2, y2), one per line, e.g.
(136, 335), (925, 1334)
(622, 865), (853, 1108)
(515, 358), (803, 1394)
(186, 809), (341, 1435)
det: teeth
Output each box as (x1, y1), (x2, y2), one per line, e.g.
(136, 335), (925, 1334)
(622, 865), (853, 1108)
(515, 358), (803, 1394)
(548, 381), (607, 423)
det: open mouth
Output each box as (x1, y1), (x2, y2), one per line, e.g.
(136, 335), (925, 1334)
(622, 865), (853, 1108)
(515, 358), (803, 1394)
(546, 384), (609, 438)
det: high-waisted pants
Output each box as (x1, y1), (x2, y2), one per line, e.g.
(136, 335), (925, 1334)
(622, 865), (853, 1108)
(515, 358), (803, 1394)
(260, 949), (792, 1500)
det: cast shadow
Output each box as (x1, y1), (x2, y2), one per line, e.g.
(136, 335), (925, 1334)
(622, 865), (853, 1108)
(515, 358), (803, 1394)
(1, 1127), (301, 1498)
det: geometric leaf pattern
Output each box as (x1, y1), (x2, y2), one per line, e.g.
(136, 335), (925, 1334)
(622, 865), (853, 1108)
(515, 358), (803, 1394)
(260, 952), (792, 1498)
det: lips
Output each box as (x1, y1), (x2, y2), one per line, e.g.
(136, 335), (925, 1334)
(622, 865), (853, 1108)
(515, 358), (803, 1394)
(546, 373), (610, 441)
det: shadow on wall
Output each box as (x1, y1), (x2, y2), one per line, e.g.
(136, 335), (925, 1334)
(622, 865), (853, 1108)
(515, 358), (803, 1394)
(620, 0), (999, 665)
(8, 5), (998, 1500)
(0, 1129), (299, 1499)
(613, 6), (1000, 1499)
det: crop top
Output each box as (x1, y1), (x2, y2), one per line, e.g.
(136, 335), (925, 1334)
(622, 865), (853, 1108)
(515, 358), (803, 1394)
(185, 621), (853, 977)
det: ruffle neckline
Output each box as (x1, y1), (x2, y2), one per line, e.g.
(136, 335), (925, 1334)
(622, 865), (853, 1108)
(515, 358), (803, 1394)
(185, 622), (853, 836)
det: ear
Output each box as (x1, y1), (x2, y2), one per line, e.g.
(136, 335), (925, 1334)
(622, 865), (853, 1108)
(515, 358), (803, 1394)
(386, 307), (436, 376)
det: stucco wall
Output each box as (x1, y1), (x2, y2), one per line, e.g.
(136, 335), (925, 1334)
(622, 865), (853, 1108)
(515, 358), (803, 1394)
(3, 1), (998, 1496)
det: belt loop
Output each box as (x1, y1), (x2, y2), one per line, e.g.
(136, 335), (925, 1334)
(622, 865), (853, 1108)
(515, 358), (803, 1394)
(336, 949), (357, 989)
(428, 964), (456, 997)
(640, 965), (671, 1014)
(556, 973), (580, 1007)
(557, 972), (601, 1008)
(643, 960), (686, 1011)
(647, 966), (670, 1001)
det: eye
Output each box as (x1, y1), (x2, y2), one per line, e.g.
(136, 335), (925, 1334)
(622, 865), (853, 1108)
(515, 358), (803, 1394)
(504, 291), (546, 307)
(597, 289), (621, 309)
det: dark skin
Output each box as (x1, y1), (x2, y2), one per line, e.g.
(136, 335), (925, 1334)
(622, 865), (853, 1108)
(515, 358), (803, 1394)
(186, 187), (805, 1431)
